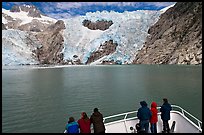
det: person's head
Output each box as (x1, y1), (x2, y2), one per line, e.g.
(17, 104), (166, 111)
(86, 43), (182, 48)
(68, 117), (75, 123)
(140, 101), (147, 107)
(151, 101), (157, 108)
(163, 98), (168, 103)
(81, 112), (88, 119)
(94, 108), (99, 112)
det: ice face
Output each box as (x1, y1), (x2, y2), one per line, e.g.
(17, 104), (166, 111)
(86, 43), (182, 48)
(2, 29), (40, 66)
(62, 10), (161, 64)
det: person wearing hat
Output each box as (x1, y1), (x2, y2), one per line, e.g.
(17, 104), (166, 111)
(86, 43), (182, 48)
(137, 101), (152, 133)
(90, 108), (106, 133)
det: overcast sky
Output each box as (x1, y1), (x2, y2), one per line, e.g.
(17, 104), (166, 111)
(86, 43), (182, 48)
(2, 2), (176, 19)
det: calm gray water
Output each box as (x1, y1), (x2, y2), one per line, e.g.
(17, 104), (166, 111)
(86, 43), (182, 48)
(2, 65), (202, 133)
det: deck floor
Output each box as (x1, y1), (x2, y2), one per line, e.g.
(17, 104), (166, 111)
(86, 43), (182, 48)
(104, 112), (201, 133)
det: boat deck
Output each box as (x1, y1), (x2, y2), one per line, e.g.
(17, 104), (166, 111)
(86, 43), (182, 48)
(102, 105), (202, 133)
(104, 112), (201, 133)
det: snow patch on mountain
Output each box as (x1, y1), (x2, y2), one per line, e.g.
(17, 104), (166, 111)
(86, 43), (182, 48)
(2, 8), (57, 25)
(160, 4), (176, 13)
(2, 16), (8, 24)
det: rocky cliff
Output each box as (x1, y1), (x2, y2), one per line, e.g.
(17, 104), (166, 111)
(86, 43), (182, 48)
(132, 2), (202, 65)
(2, 23), (6, 30)
(10, 5), (42, 18)
(82, 19), (113, 30)
(33, 20), (66, 64)
(85, 40), (118, 64)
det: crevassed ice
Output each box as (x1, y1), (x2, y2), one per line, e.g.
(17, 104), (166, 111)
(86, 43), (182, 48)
(62, 10), (161, 64)
(2, 29), (40, 66)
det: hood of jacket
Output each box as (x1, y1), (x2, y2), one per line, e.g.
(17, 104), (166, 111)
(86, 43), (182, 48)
(151, 102), (157, 108)
(140, 101), (147, 107)
(93, 112), (101, 116)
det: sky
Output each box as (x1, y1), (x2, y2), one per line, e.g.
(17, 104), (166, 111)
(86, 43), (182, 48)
(2, 2), (176, 19)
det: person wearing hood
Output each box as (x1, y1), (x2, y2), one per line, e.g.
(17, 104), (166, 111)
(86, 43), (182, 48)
(137, 101), (152, 133)
(160, 98), (172, 133)
(150, 102), (158, 133)
(90, 108), (105, 133)
(78, 112), (91, 133)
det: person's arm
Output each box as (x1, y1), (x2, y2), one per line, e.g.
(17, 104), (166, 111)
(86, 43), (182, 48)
(90, 115), (93, 123)
(169, 104), (172, 111)
(137, 109), (140, 119)
(160, 105), (163, 112)
(149, 109), (152, 118)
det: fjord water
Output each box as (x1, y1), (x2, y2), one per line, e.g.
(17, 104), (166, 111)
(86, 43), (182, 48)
(2, 65), (202, 133)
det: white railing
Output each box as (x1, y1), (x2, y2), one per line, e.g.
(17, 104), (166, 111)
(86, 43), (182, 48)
(170, 105), (202, 132)
(103, 105), (202, 132)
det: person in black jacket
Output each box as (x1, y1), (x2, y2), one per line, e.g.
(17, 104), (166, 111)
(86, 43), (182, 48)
(90, 108), (105, 133)
(137, 101), (152, 133)
(160, 98), (172, 133)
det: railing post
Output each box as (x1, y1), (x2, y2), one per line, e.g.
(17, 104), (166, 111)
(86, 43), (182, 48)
(124, 113), (127, 120)
(198, 121), (201, 130)
(181, 108), (185, 116)
(124, 113), (128, 133)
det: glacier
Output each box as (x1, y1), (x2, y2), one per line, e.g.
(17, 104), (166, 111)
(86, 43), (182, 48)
(62, 10), (161, 64)
(2, 29), (41, 66)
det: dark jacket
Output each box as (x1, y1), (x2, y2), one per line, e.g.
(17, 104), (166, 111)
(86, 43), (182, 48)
(150, 102), (158, 123)
(90, 112), (105, 133)
(160, 102), (172, 121)
(137, 101), (152, 121)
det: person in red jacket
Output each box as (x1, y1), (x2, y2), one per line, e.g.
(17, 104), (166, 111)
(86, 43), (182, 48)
(77, 112), (91, 133)
(150, 102), (158, 133)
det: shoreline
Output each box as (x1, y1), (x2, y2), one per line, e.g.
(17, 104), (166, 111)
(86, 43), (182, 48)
(2, 64), (202, 70)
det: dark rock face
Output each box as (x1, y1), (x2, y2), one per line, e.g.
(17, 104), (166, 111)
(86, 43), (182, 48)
(18, 19), (52, 32)
(85, 40), (117, 64)
(34, 20), (66, 64)
(10, 5), (42, 18)
(46, 20), (66, 32)
(82, 19), (113, 30)
(2, 23), (7, 30)
(133, 2), (202, 65)
(10, 5), (21, 12)
(27, 9), (41, 18)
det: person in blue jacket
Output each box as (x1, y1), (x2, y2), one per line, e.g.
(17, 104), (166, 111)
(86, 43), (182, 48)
(137, 101), (152, 133)
(160, 98), (172, 133)
(65, 117), (79, 133)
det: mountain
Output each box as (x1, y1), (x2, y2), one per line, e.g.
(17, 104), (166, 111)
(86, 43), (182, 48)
(2, 4), (164, 66)
(3, 3), (201, 66)
(132, 2), (202, 65)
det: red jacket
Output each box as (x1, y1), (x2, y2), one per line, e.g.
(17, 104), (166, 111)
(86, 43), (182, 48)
(150, 102), (158, 123)
(77, 118), (91, 133)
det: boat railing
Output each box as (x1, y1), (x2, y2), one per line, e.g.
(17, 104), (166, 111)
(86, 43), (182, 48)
(103, 105), (202, 132)
(170, 105), (202, 132)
